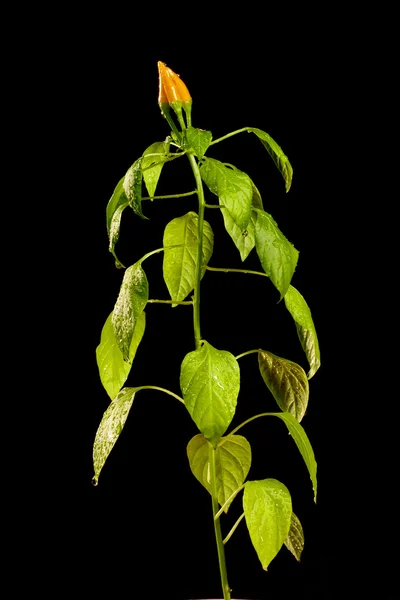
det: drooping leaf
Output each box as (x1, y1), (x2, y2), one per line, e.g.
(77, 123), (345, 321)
(106, 176), (129, 266)
(254, 208), (299, 298)
(271, 412), (317, 502)
(258, 350), (309, 422)
(185, 127), (212, 159)
(112, 262), (148, 361)
(284, 512), (304, 561)
(243, 479), (292, 570)
(200, 158), (253, 230)
(108, 203), (128, 267)
(284, 285), (321, 379)
(142, 140), (170, 197)
(180, 341), (240, 444)
(96, 311), (146, 400)
(248, 127), (293, 192)
(220, 179), (264, 261)
(163, 212), (214, 304)
(221, 210), (257, 262)
(123, 158), (147, 219)
(92, 387), (136, 484)
(187, 434), (251, 511)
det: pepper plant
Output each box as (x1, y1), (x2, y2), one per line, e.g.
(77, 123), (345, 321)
(92, 62), (320, 600)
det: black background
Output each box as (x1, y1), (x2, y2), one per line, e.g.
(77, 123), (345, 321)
(27, 12), (377, 600)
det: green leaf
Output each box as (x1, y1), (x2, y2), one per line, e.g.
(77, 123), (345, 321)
(243, 479), (292, 570)
(258, 350), (309, 422)
(254, 208), (299, 298)
(96, 311), (146, 400)
(284, 512), (304, 561)
(180, 341), (240, 444)
(220, 179), (264, 261)
(248, 127), (293, 192)
(284, 285), (321, 379)
(112, 262), (148, 361)
(106, 177), (129, 267)
(108, 203), (128, 267)
(221, 210), (257, 262)
(163, 212), (214, 304)
(142, 140), (170, 197)
(200, 158), (253, 230)
(271, 412), (317, 502)
(187, 434), (251, 511)
(92, 387), (136, 484)
(123, 158), (147, 219)
(185, 127), (212, 159)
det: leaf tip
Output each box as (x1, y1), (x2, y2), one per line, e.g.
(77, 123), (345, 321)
(91, 476), (98, 487)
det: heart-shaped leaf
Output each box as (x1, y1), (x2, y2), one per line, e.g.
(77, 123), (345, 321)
(248, 127), (293, 192)
(243, 478), (292, 570)
(187, 433), (251, 511)
(142, 140), (170, 197)
(254, 208), (299, 298)
(92, 387), (136, 484)
(185, 127), (212, 159)
(124, 158), (147, 219)
(284, 511), (304, 561)
(96, 311), (146, 400)
(180, 341), (240, 444)
(112, 262), (148, 361)
(258, 350), (309, 422)
(200, 158), (253, 230)
(163, 212), (214, 304)
(284, 285), (321, 379)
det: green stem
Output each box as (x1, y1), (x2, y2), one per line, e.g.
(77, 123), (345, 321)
(209, 444), (231, 600)
(210, 127), (252, 146)
(235, 349), (261, 360)
(188, 151), (230, 599)
(214, 484), (246, 520)
(142, 191), (196, 201)
(187, 152), (205, 350)
(206, 266), (269, 278)
(204, 203), (223, 209)
(140, 243), (197, 264)
(225, 412), (275, 438)
(223, 513), (245, 545)
(135, 385), (184, 404)
(147, 299), (193, 305)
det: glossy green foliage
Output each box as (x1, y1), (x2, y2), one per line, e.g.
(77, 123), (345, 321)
(163, 212), (214, 304)
(106, 176), (129, 267)
(258, 350), (309, 422)
(243, 479), (292, 570)
(180, 341), (240, 444)
(271, 412), (317, 501)
(185, 127), (212, 159)
(200, 158), (253, 230)
(284, 285), (321, 378)
(284, 511), (304, 561)
(248, 127), (293, 192)
(112, 262), (148, 361)
(187, 433), (251, 511)
(93, 387), (136, 484)
(96, 311), (146, 400)
(142, 140), (170, 197)
(124, 158), (147, 219)
(221, 181), (263, 261)
(254, 208), (299, 298)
